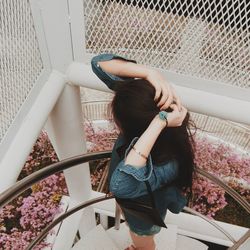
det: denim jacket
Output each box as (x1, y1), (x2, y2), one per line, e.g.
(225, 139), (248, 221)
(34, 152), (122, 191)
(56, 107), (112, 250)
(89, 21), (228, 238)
(91, 54), (187, 214)
(110, 137), (179, 199)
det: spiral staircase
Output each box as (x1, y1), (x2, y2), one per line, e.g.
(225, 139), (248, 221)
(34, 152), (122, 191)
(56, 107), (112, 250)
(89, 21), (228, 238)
(0, 0), (249, 249)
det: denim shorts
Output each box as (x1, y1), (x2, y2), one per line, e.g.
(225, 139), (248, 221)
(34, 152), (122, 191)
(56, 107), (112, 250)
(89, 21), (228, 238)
(124, 210), (167, 236)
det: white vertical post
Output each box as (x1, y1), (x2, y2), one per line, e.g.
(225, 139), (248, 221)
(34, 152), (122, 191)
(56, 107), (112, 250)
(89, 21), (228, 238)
(45, 85), (91, 200)
(68, 0), (88, 62)
(100, 214), (109, 230)
(67, 0), (100, 238)
(37, 0), (95, 249)
(45, 85), (96, 250)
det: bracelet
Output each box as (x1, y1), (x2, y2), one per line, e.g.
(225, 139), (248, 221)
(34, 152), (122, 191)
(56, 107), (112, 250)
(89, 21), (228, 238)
(132, 146), (148, 160)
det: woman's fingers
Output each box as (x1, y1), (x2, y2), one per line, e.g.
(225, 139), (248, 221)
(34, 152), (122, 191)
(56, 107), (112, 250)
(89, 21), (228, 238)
(161, 94), (173, 110)
(170, 103), (178, 111)
(172, 87), (182, 111)
(160, 88), (174, 110)
(157, 84), (174, 110)
(124, 245), (136, 250)
(147, 70), (182, 110)
(180, 106), (187, 119)
(157, 89), (170, 109)
(154, 85), (162, 101)
(167, 105), (187, 127)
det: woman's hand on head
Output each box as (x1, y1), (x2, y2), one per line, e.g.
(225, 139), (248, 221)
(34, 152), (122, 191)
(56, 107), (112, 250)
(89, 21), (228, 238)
(152, 104), (187, 129)
(167, 104), (187, 127)
(146, 69), (181, 111)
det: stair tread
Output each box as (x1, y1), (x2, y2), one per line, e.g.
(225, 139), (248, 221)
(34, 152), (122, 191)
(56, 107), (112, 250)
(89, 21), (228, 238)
(71, 224), (118, 250)
(176, 235), (208, 250)
(71, 222), (209, 250)
(107, 222), (177, 250)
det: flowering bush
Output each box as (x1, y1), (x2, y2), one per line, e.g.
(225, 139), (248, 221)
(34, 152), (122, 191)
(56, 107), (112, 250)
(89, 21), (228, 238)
(191, 134), (250, 218)
(191, 177), (228, 218)
(19, 131), (58, 180)
(194, 135), (250, 183)
(0, 132), (67, 250)
(85, 122), (119, 188)
(85, 121), (119, 153)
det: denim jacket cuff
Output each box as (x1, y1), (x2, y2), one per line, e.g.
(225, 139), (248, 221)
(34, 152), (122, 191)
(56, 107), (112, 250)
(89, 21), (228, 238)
(91, 53), (137, 91)
(117, 137), (153, 181)
(117, 160), (153, 181)
(92, 53), (136, 64)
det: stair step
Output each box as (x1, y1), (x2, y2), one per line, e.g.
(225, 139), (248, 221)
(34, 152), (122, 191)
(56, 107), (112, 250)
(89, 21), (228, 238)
(176, 235), (208, 250)
(71, 223), (209, 250)
(71, 224), (118, 250)
(106, 222), (177, 250)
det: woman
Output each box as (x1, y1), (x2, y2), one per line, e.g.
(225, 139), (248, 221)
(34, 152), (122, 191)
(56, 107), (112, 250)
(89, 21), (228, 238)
(91, 54), (195, 250)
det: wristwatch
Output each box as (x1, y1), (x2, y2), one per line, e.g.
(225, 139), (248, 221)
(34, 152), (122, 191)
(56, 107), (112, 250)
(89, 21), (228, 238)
(159, 111), (168, 127)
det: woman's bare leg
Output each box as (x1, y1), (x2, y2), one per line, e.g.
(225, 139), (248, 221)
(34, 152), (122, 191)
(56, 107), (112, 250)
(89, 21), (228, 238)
(129, 230), (156, 250)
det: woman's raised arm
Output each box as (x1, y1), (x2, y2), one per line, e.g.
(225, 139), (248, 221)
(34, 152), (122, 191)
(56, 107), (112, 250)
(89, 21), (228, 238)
(97, 55), (181, 110)
(98, 59), (151, 80)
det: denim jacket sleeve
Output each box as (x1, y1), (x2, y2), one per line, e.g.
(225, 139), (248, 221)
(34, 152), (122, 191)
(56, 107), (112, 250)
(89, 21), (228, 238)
(91, 53), (137, 91)
(109, 138), (179, 199)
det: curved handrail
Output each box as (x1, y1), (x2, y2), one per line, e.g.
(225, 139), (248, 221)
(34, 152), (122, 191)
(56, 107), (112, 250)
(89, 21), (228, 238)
(27, 194), (248, 250)
(27, 195), (115, 250)
(1, 151), (249, 214)
(183, 206), (236, 243)
(0, 151), (112, 208)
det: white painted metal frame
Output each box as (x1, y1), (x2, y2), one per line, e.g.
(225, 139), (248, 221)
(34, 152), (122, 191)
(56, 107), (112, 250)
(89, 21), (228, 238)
(37, 1), (96, 249)
(67, 0), (88, 62)
(0, 71), (65, 192)
(67, 62), (250, 125)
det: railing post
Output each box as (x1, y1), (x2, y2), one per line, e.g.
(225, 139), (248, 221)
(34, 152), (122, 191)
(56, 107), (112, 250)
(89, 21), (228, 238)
(38, 0), (96, 248)
(45, 84), (96, 249)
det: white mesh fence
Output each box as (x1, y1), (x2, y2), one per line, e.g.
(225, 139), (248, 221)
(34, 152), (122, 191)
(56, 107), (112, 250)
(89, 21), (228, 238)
(191, 112), (250, 152)
(83, 0), (250, 89)
(0, 0), (43, 143)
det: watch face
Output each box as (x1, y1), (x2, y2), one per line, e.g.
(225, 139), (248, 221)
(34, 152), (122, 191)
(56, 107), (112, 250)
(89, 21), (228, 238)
(159, 111), (168, 121)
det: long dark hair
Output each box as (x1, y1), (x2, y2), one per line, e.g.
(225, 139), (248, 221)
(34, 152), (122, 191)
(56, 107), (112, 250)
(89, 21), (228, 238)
(111, 79), (196, 190)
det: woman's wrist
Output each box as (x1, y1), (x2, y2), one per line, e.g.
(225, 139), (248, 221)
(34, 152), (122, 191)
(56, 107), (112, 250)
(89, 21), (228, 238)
(151, 115), (167, 130)
(146, 69), (158, 82)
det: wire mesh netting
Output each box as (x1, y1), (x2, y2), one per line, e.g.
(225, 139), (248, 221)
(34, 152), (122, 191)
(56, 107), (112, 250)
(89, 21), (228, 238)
(83, 0), (250, 89)
(0, 0), (43, 144)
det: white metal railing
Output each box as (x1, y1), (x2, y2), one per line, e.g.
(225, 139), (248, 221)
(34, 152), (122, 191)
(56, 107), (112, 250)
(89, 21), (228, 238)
(81, 100), (112, 121)
(0, 1), (249, 249)
(0, 0), (44, 144)
(68, 61), (250, 125)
